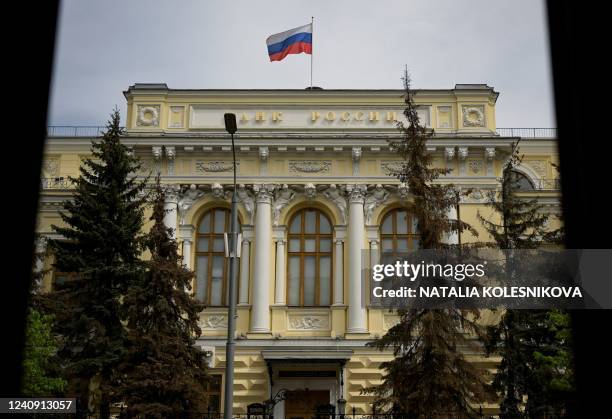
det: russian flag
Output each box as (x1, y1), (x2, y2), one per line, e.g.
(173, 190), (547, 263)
(266, 23), (312, 62)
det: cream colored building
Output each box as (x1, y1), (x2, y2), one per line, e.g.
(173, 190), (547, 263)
(37, 84), (561, 417)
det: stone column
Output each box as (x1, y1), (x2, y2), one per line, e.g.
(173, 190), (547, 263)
(446, 205), (459, 245)
(239, 238), (251, 305)
(333, 239), (344, 305)
(274, 239), (286, 305)
(34, 237), (47, 289)
(163, 185), (180, 238)
(182, 238), (193, 270)
(250, 185), (273, 333)
(347, 185), (367, 333)
(370, 239), (380, 272)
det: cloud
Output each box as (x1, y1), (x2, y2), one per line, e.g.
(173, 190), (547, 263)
(48, 0), (555, 127)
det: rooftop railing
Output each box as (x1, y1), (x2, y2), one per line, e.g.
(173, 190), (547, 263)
(495, 127), (557, 138)
(45, 126), (558, 138)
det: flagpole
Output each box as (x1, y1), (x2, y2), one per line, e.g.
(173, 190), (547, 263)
(310, 16), (313, 89)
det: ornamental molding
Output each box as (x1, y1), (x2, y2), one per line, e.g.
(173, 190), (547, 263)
(137, 105), (160, 127)
(288, 160), (331, 174)
(462, 105), (485, 127)
(287, 314), (330, 330)
(195, 161), (239, 174)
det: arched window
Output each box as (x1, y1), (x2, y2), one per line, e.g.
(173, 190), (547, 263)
(380, 208), (420, 254)
(510, 170), (536, 191)
(195, 208), (241, 306)
(287, 208), (333, 306)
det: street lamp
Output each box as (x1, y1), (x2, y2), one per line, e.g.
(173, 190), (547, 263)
(223, 113), (239, 419)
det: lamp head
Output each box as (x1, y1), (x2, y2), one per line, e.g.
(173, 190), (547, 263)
(224, 113), (237, 134)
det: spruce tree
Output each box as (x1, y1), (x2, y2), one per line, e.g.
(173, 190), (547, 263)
(364, 69), (492, 417)
(114, 180), (209, 417)
(48, 110), (147, 417)
(479, 142), (574, 418)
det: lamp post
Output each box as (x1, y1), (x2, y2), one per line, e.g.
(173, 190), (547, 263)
(223, 113), (239, 419)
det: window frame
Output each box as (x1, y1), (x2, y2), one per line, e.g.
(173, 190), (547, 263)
(286, 208), (334, 307)
(194, 208), (240, 307)
(380, 208), (420, 255)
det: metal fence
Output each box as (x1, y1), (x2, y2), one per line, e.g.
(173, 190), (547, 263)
(46, 126), (109, 137)
(495, 128), (557, 138)
(40, 177), (74, 190)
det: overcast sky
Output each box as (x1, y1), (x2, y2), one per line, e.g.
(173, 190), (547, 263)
(48, 0), (556, 128)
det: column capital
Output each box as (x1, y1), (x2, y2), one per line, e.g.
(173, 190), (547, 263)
(346, 184), (367, 204)
(253, 184), (275, 204)
(163, 184), (180, 203)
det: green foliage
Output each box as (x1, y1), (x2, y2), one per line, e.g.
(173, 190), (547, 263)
(479, 143), (574, 417)
(113, 179), (209, 417)
(48, 109), (148, 416)
(364, 69), (493, 418)
(22, 309), (66, 396)
(477, 141), (561, 248)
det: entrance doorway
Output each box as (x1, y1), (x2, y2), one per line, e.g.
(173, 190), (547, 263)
(284, 390), (330, 419)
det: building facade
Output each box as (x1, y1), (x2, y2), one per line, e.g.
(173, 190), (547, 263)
(37, 84), (561, 416)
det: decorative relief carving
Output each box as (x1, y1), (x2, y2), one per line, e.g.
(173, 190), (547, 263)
(236, 184), (255, 224)
(178, 184), (205, 224)
(288, 315), (329, 330)
(322, 184), (347, 224)
(458, 147), (469, 160)
(42, 157), (60, 178)
(397, 183), (409, 200)
(288, 160), (331, 174)
(137, 105), (160, 127)
(138, 159), (155, 175)
(162, 184), (181, 203)
(381, 160), (404, 175)
(273, 184), (296, 226)
(445, 147), (456, 161)
(304, 183), (317, 199)
(485, 147), (496, 161)
(462, 105), (485, 127)
(525, 160), (547, 177)
(364, 184), (390, 225)
(253, 184), (275, 204)
(201, 314), (228, 329)
(347, 184), (367, 203)
(165, 146), (176, 175)
(468, 159), (484, 175)
(211, 183), (226, 200)
(195, 161), (239, 173)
